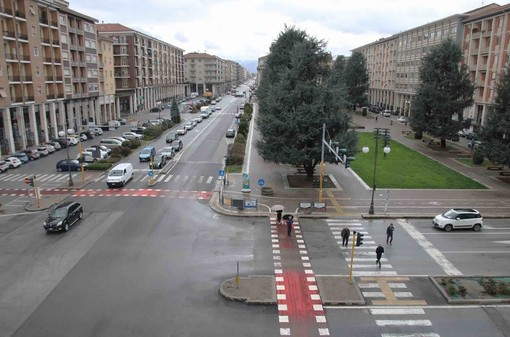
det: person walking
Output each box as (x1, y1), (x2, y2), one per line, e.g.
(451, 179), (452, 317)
(286, 216), (294, 237)
(386, 223), (395, 245)
(340, 227), (350, 247)
(376, 244), (385, 268)
(276, 210), (283, 225)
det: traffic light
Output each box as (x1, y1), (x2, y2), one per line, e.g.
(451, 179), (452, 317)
(24, 176), (35, 187)
(356, 232), (364, 246)
(345, 156), (355, 168)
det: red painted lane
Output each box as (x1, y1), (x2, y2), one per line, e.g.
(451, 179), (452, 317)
(275, 220), (329, 336)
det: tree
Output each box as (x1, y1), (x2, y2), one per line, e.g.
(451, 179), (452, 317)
(256, 26), (352, 177)
(170, 99), (180, 123)
(478, 68), (510, 166)
(410, 39), (474, 148)
(344, 51), (369, 110)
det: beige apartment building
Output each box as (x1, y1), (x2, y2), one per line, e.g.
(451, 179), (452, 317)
(353, 3), (508, 128)
(0, 0), (109, 155)
(97, 34), (115, 123)
(97, 23), (185, 114)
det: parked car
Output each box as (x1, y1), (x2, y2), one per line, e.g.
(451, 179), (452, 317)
(84, 147), (108, 159)
(90, 144), (112, 155)
(193, 116), (203, 123)
(160, 146), (175, 159)
(150, 154), (167, 169)
(166, 132), (179, 144)
(150, 107), (162, 113)
(4, 157), (22, 168)
(21, 148), (41, 160)
(45, 142), (59, 151)
(0, 160), (9, 173)
(226, 128), (236, 138)
(99, 138), (123, 149)
(122, 132), (143, 140)
(184, 122), (194, 131)
(47, 140), (62, 150)
(176, 128), (187, 136)
(77, 151), (102, 163)
(200, 112), (209, 119)
(215, 105), (221, 110)
(36, 145), (50, 156)
(110, 120), (121, 127)
(67, 136), (79, 145)
(43, 201), (83, 232)
(90, 127), (103, 136)
(382, 110), (392, 117)
(433, 208), (483, 232)
(131, 126), (147, 134)
(117, 118), (127, 125)
(171, 139), (183, 152)
(53, 138), (69, 148)
(56, 159), (87, 172)
(80, 130), (94, 140)
(397, 116), (407, 123)
(13, 152), (30, 163)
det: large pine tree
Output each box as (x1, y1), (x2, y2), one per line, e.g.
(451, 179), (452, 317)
(344, 51), (369, 109)
(479, 68), (510, 166)
(256, 26), (352, 177)
(411, 39), (474, 148)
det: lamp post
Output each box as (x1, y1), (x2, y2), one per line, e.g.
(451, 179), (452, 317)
(63, 100), (73, 186)
(363, 128), (390, 215)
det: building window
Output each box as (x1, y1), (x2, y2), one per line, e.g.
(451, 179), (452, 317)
(62, 50), (68, 60)
(65, 84), (72, 93)
(60, 33), (67, 44)
(34, 47), (38, 56)
(38, 85), (42, 95)
(60, 14), (66, 25)
(31, 26), (36, 36)
(36, 66), (40, 76)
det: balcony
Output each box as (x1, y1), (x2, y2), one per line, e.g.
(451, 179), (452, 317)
(41, 37), (51, 44)
(23, 95), (35, 102)
(39, 17), (48, 25)
(0, 6), (14, 15)
(8, 75), (21, 82)
(18, 34), (28, 40)
(14, 10), (26, 19)
(68, 26), (75, 33)
(2, 30), (15, 38)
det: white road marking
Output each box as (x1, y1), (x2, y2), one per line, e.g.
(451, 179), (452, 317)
(164, 175), (173, 182)
(376, 319), (432, 326)
(370, 308), (425, 315)
(381, 334), (439, 337)
(398, 219), (462, 275)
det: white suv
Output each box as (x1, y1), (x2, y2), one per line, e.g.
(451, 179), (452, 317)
(433, 208), (483, 232)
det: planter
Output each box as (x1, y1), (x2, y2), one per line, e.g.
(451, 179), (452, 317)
(261, 186), (273, 196)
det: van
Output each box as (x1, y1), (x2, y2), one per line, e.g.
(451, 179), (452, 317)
(107, 163), (133, 188)
(139, 146), (156, 162)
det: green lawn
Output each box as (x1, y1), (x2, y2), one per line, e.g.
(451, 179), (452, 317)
(351, 132), (486, 189)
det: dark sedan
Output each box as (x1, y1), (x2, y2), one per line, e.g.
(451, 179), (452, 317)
(43, 201), (83, 232)
(56, 159), (87, 172)
(150, 154), (167, 169)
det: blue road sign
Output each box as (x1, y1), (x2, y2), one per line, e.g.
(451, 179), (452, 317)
(219, 169), (225, 177)
(258, 179), (265, 187)
(148, 171), (154, 177)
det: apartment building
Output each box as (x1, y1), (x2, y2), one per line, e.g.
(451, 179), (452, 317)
(0, 0), (106, 155)
(184, 52), (226, 97)
(353, 3), (505, 127)
(97, 23), (185, 114)
(462, 3), (510, 126)
(97, 34), (115, 123)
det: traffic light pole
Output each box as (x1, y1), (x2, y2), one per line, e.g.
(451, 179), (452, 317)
(348, 231), (356, 284)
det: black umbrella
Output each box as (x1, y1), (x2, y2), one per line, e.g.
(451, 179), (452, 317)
(282, 214), (294, 220)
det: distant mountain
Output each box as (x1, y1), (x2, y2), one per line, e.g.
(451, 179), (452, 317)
(238, 60), (258, 73)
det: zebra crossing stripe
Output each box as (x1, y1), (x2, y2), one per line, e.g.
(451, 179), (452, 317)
(174, 175), (181, 182)
(370, 308), (425, 315)
(164, 175), (173, 182)
(381, 333), (439, 337)
(376, 320), (432, 326)
(156, 175), (165, 182)
(206, 176), (213, 184)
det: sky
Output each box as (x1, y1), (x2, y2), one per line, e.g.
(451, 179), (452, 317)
(72, 0), (490, 72)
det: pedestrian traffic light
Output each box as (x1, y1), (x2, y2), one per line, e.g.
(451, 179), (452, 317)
(345, 156), (355, 168)
(356, 233), (364, 246)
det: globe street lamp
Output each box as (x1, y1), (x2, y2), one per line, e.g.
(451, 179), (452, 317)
(363, 128), (391, 215)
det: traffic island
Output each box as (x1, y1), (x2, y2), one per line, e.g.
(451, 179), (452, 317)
(315, 276), (365, 305)
(430, 275), (510, 304)
(219, 276), (276, 304)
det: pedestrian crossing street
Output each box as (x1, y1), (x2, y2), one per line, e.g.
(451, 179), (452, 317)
(0, 171), (218, 186)
(326, 219), (439, 337)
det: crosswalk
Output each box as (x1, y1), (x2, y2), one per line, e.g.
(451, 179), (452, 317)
(0, 172), (219, 186)
(326, 219), (439, 337)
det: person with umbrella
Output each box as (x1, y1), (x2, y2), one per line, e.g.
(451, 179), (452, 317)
(272, 205), (285, 225)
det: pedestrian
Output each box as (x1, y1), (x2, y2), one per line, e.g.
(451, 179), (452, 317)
(386, 223), (394, 245)
(340, 227), (350, 247)
(376, 244), (385, 268)
(375, 116), (378, 122)
(390, 120), (393, 126)
(286, 216), (294, 237)
(276, 210), (283, 225)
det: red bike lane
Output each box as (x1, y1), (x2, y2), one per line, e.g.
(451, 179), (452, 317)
(272, 218), (330, 336)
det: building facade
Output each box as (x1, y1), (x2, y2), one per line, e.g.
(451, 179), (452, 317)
(353, 3), (507, 128)
(97, 23), (186, 115)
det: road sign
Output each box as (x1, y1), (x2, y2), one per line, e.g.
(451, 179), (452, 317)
(148, 171), (154, 177)
(219, 169), (225, 177)
(258, 179), (265, 187)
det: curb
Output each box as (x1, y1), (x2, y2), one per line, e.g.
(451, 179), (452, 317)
(219, 276), (276, 304)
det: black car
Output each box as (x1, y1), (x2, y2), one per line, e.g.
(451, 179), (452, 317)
(53, 138), (69, 148)
(150, 154), (167, 169)
(171, 139), (183, 152)
(56, 159), (87, 172)
(43, 201), (83, 232)
(166, 132), (179, 143)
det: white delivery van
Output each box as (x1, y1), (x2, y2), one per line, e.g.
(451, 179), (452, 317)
(106, 163), (133, 188)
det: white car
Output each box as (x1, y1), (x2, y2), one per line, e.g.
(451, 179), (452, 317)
(215, 105), (221, 110)
(184, 123), (194, 131)
(160, 147), (175, 159)
(90, 127), (103, 136)
(67, 136), (79, 146)
(108, 136), (128, 143)
(99, 138), (123, 149)
(176, 129), (187, 135)
(433, 208), (483, 232)
(84, 147), (108, 159)
(122, 132), (143, 140)
(193, 116), (203, 123)
(4, 157), (22, 168)
(397, 116), (407, 123)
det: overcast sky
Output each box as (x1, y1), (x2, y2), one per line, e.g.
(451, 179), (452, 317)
(73, 0), (489, 69)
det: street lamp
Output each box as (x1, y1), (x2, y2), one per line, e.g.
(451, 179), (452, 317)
(63, 100), (73, 187)
(363, 128), (391, 215)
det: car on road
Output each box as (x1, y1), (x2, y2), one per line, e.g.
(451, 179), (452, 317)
(4, 157), (22, 168)
(122, 132), (143, 140)
(160, 146), (175, 159)
(166, 132), (179, 144)
(184, 122), (194, 131)
(171, 139), (183, 152)
(200, 112), (209, 119)
(215, 105), (221, 110)
(382, 110), (392, 117)
(0, 160), (9, 173)
(150, 154), (167, 169)
(43, 201), (83, 232)
(397, 116), (407, 123)
(225, 128), (236, 138)
(193, 116), (203, 123)
(139, 146), (156, 162)
(56, 159), (87, 172)
(433, 208), (483, 232)
(176, 128), (187, 136)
